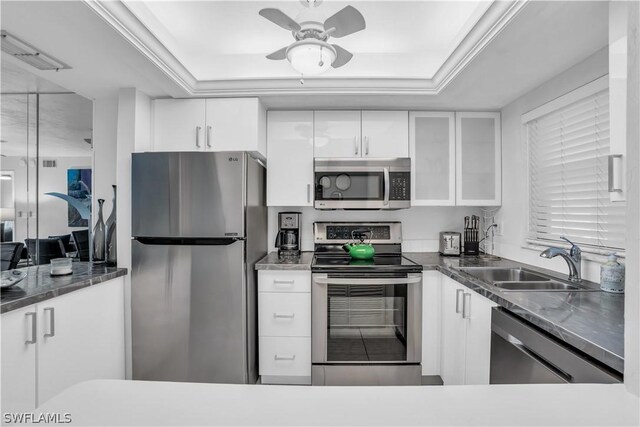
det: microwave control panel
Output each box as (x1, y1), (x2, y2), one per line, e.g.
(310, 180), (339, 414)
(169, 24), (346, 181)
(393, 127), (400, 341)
(389, 172), (410, 201)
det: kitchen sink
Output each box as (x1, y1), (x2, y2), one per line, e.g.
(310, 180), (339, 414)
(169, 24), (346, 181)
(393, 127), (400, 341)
(457, 267), (597, 292)
(458, 267), (550, 283)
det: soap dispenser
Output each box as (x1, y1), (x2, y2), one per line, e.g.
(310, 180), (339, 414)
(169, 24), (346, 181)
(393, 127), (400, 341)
(600, 253), (625, 293)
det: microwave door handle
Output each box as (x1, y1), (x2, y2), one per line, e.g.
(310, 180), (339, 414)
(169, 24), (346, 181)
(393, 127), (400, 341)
(383, 167), (390, 206)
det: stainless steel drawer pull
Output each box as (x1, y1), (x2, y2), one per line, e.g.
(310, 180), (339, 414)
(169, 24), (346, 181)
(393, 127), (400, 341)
(462, 293), (471, 319)
(44, 307), (55, 337)
(455, 289), (464, 313)
(206, 125), (212, 148)
(273, 280), (295, 285)
(273, 313), (296, 319)
(195, 126), (202, 148)
(354, 136), (359, 155)
(25, 312), (37, 344)
(274, 354), (296, 361)
(365, 136), (369, 155)
(307, 184), (311, 203)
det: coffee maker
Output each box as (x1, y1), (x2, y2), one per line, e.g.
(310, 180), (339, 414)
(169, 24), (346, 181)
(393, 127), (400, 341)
(275, 212), (301, 258)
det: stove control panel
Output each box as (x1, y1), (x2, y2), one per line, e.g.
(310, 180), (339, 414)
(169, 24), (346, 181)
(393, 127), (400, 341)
(325, 225), (391, 241)
(313, 221), (402, 245)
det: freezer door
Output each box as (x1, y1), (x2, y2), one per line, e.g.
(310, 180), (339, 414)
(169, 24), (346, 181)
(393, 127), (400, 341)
(132, 152), (245, 238)
(131, 239), (254, 383)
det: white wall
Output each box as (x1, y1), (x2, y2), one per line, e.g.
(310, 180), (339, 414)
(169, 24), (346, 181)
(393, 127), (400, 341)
(268, 206), (481, 253)
(116, 87), (152, 380)
(623, 0), (640, 397)
(495, 47), (609, 282)
(92, 95), (119, 225)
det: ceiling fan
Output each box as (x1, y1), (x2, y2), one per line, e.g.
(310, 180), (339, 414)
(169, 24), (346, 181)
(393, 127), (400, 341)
(259, 0), (366, 76)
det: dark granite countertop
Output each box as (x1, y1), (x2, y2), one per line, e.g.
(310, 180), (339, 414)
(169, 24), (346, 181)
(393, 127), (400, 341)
(403, 252), (624, 374)
(1, 262), (128, 314)
(255, 252), (314, 270)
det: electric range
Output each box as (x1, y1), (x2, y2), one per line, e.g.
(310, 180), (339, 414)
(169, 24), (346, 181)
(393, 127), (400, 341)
(311, 222), (423, 386)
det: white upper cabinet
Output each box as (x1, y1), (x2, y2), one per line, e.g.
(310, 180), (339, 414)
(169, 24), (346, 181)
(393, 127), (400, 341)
(456, 112), (502, 206)
(205, 98), (266, 154)
(314, 111), (361, 158)
(410, 112), (456, 206)
(361, 111), (409, 158)
(313, 110), (409, 159)
(152, 98), (266, 157)
(152, 99), (206, 152)
(267, 111), (314, 207)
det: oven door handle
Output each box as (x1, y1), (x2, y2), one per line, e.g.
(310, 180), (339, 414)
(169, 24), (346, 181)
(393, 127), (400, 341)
(314, 277), (421, 285)
(383, 167), (390, 206)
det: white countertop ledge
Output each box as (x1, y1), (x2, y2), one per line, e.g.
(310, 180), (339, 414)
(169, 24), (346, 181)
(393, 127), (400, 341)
(34, 380), (639, 426)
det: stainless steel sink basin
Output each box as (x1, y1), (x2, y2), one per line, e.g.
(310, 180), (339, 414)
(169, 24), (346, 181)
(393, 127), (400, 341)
(491, 281), (583, 291)
(457, 267), (597, 292)
(458, 267), (550, 283)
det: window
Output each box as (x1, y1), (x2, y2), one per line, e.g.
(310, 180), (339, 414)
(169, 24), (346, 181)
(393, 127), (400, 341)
(524, 77), (626, 253)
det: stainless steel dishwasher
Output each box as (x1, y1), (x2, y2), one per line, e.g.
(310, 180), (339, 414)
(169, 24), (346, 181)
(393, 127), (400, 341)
(490, 308), (622, 384)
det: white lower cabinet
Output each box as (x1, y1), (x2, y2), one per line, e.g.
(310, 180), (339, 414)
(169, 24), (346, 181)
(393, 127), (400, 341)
(439, 274), (496, 385)
(0, 277), (125, 411)
(421, 271), (441, 376)
(258, 270), (311, 385)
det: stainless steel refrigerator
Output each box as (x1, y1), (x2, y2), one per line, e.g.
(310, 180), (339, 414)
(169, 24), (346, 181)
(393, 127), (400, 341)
(131, 151), (267, 384)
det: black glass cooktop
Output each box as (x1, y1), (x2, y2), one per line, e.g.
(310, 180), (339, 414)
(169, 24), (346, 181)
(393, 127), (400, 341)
(311, 254), (422, 273)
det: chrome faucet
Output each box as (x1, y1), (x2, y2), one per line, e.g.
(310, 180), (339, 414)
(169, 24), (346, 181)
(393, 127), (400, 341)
(539, 237), (582, 282)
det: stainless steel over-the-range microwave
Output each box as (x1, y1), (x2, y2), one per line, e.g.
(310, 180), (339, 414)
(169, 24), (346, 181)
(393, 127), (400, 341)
(314, 158), (411, 210)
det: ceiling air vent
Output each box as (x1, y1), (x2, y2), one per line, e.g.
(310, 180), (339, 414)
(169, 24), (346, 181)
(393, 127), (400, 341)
(42, 160), (57, 168)
(0, 30), (69, 71)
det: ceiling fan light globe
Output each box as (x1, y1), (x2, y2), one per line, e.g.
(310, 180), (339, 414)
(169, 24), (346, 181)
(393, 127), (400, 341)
(286, 40), (336, 75)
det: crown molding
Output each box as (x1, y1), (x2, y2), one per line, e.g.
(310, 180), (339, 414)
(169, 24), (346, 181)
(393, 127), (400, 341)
(83, 0), (530, 98)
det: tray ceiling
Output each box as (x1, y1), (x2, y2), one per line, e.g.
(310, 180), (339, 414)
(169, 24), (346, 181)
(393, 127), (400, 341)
(121, 0), (493, 80)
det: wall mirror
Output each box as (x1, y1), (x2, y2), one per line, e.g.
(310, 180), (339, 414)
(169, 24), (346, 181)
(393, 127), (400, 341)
(1, 60), (93, 268)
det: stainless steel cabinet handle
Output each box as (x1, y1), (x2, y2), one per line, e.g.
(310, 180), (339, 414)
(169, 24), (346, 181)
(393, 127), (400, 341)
(44, 307), (55, 337)
(462, 293), (471, 319)
(273, 313), (296, 319)
(274, 354), (296, 361)
(195, 126), (202, 148)
(273, 280), (295, 285)
(354, 136), (359, 155)
(365, 136), (369, 155)
(608, 154), (623, 193)
(25, 312), (37, 344)
(206, 125), (212, 148)
(455, 289), (464, 313)
(307, 184), (311, 203)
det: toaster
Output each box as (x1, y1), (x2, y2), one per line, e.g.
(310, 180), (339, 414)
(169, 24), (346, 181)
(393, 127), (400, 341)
(439, 231), (461, 256)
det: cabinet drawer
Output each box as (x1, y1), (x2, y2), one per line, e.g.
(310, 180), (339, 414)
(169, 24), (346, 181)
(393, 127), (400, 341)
(259, 293), (310, 337)
(258, 271), (311, 293)
(259, 337), (311, 378)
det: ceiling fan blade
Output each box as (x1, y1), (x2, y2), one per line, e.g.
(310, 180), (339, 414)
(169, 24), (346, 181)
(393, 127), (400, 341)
(266, 47), (288, 60)
(331, 45), (353, 68)
(259, 8), (301, 32)
(324, 6), (366, 38)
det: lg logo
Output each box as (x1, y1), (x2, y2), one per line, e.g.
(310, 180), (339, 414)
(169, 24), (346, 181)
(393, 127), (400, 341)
(228, 157), (239, 162)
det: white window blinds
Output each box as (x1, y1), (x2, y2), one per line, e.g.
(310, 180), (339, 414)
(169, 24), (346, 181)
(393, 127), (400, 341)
(526, 86), (626, 252)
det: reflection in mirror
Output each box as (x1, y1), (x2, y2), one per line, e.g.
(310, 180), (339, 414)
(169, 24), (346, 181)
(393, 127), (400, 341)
(1, 62), (93, 268)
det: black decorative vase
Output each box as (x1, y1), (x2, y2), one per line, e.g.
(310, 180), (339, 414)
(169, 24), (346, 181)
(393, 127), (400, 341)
(105, 185), (117, 266)
(92, 199), (106, 263)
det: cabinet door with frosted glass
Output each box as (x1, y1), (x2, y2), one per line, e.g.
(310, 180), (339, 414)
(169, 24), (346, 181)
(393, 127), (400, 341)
(455, 112), (502, 206)
(409, 112), (456, 205)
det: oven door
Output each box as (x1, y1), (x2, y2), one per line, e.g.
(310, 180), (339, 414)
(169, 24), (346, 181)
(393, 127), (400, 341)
(312, 273), (422, 365)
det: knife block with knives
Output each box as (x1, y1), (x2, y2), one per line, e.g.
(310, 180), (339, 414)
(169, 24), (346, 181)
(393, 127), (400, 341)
(464, 215), (480, 255)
